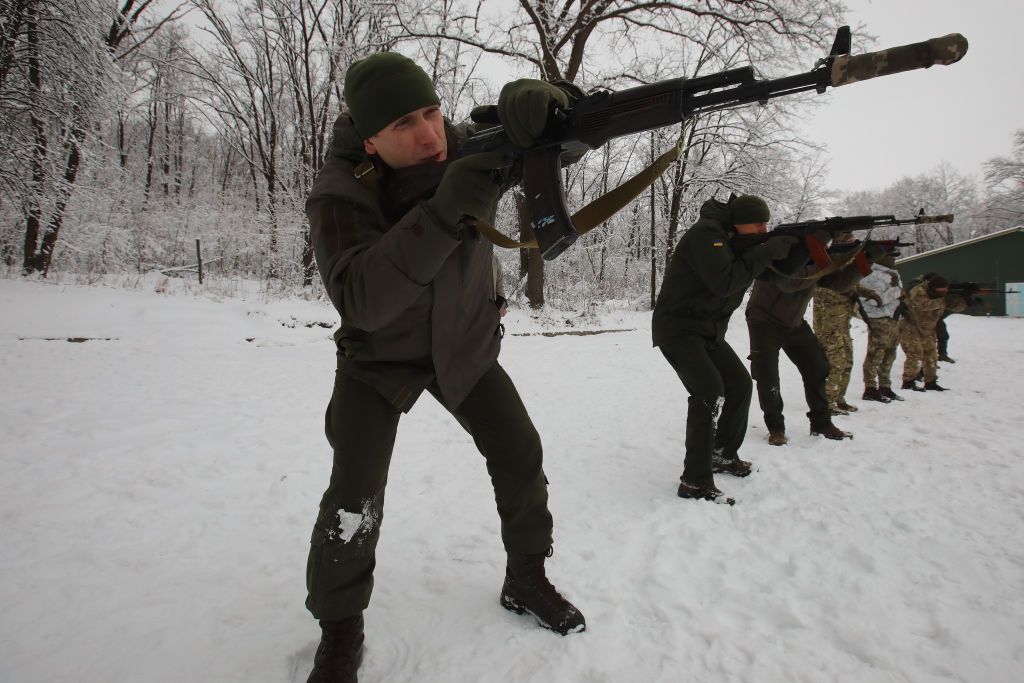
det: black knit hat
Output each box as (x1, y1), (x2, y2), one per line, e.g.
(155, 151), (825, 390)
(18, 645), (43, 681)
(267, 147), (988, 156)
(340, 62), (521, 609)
(729, 194), (771, 224)
(344, 53), (440, 138)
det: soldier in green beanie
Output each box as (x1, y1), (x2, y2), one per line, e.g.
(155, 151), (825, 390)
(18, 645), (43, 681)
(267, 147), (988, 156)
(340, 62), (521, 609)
(652, 193), (798, 505)
(303, 52), (584, 682)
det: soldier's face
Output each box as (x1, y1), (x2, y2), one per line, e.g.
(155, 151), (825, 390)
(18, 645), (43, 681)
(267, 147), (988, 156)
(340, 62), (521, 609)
(364, 105), (447, 169)
(734, 222), (768, 235)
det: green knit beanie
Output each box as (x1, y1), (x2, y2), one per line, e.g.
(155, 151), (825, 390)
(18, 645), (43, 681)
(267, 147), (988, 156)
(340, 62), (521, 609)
(344, 53), (440, 139)
(729, 194), (771, 224)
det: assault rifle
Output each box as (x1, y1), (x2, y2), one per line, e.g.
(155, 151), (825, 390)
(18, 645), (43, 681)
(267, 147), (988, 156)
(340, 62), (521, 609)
(731, 213), (953, 275)
(948, 282), (1019, 297)
(395, 28), (967, 260)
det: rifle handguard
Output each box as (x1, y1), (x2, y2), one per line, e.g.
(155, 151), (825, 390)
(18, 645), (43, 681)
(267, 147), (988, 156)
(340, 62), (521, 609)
(831, 33), (968, 87)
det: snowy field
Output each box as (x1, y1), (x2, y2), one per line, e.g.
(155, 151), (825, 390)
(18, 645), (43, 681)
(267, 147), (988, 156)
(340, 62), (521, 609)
(1, 277), (1022, 683)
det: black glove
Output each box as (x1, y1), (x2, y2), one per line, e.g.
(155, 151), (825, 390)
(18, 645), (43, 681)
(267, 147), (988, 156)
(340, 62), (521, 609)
(426, 152), (504, 234)
(865, 243), (888, 262)
(497, 79), (570, 147)
(759, 235), (799, 261)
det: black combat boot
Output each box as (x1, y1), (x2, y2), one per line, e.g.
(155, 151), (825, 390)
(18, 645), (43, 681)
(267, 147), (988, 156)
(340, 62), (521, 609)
(879, 387), (904, 401)
(923, 381), (947, 391)
(836, 398), (858, 412)
(500, 549), (586, 635)
(677, 480), (736, 505)
(901, 379), (925, 392)
(307, 614), (365, 683)
(861, 387), (891, 403)
(711, 450), (753, 477)
(810, 422), (853, 440)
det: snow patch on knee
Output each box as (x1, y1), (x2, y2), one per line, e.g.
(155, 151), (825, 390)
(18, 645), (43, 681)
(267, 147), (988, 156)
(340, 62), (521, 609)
(709, 395), (725, 431)
(330, 499), (377, 543)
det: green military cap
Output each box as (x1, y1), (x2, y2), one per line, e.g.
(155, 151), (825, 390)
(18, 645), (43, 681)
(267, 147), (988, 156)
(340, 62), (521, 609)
(344, 53), (440, 139)
(729, 194), (771, 224)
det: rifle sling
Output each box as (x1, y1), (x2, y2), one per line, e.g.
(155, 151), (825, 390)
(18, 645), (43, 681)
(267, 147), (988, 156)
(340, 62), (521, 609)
(355, 141), (682, 251)
(456, 141), (684, 251)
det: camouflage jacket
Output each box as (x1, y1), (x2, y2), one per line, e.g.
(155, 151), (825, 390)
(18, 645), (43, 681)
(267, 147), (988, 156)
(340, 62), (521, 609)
(903, 281), (947, 333)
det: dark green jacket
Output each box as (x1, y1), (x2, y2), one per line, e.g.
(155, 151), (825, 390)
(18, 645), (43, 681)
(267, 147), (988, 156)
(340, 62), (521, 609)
(652, 198), (776, 345)
(306, 114), (502, 412)
(746, 253), (867, 330)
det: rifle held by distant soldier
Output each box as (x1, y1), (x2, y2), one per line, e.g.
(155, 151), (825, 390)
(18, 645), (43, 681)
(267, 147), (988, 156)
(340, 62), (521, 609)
(731, 212), (953, 275)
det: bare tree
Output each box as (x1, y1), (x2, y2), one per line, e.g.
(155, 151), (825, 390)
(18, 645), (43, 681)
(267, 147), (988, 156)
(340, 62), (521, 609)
(981, 129), (1024, 229)
(1, 0), (185, 275)
(185, 0), (399, 284)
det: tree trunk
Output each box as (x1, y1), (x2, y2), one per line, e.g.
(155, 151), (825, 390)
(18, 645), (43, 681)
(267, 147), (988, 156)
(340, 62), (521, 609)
(40, 125), (84, 276)
(516, 191), (544, 307)
(22, 5), (46, 274)
(649, 132), (657, 309)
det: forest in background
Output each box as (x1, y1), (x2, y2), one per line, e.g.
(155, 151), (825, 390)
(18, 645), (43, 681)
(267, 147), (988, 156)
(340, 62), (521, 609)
(2, 0), (1023, 310)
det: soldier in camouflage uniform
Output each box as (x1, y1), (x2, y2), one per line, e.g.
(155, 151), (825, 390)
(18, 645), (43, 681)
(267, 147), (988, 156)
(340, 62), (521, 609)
(899, 275), (965, 391)
(812, 282), (880, 414)
(858, 250), (904, 402)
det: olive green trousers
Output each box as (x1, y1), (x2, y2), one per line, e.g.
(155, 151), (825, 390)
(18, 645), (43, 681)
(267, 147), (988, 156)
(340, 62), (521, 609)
(305, 362), (553, 620)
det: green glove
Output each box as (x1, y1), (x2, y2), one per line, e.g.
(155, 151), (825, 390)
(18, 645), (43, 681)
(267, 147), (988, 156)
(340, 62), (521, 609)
(759, 235), (799, 261)
(497, 79), (570, 148)
(426, 152), (505, 233)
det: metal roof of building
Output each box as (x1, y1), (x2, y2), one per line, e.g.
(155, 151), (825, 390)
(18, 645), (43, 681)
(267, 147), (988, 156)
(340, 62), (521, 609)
(897, 225), (1024, 265)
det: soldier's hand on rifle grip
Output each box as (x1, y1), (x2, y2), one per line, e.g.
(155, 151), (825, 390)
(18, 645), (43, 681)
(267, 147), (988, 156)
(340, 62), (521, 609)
(497, 80), (571, 147)
(759, 235), (799, 261)
(865, 243), (888, 262)
(426, 152), (505, 236)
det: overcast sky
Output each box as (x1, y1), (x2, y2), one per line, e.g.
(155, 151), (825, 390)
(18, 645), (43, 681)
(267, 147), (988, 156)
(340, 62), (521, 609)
(802, 0), (1024, 191)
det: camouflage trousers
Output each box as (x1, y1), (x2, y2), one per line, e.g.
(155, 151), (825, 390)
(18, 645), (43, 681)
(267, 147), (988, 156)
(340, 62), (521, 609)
(813, 303), (853, 406)
(862, 317), (899, 389)
(900, 319), (938, 382)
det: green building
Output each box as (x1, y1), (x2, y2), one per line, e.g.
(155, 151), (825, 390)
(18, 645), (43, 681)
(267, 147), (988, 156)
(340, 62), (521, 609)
(896, 226), (1024, 317)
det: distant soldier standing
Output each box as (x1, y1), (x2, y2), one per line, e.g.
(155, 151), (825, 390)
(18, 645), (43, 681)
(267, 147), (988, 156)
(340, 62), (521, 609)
(858, 249), (905, 402)
(746, 235), (872, 445)
(811, 234), (882, 414)
(899, 275), (961, 391)
(653, 194), (797, 504)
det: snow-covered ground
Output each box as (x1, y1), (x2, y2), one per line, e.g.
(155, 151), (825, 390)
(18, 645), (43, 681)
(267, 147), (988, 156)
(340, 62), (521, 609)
(1, 277), (1021, 683)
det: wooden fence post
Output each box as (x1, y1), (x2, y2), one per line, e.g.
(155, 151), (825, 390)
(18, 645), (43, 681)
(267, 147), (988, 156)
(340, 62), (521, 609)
(196, 239), (204, 284)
